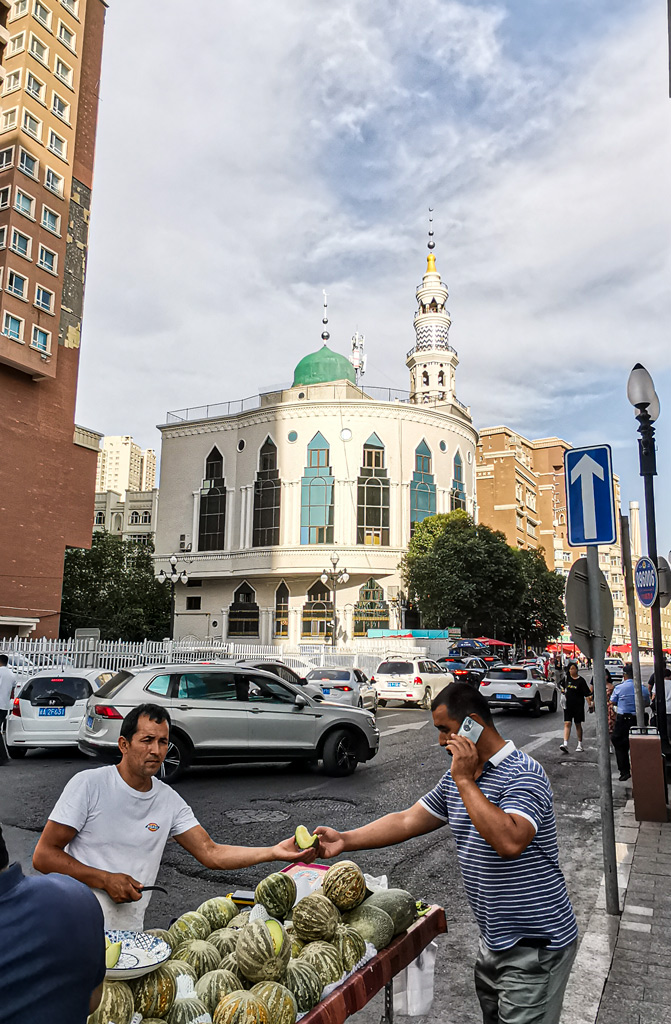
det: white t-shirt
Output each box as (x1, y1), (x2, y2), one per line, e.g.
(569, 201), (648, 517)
(0, 666), (17, 711)
(49, 765), (199, 930)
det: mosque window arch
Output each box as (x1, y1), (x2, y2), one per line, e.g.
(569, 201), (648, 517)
(141, 510), (152, 525)
(198, 446), (227, 551)
(274, 581), (289, 638)
(357, 433), (389, 546)
(302, 579), (333, 638)
(253, 436), (281, 547)
(353, 578), (390, 637)
(129, 510), (141, 525)
(437, 370), (445, 386)
(422, 370), (429, 387)
(451, 451), (467, 511)
(228, 581), (259, 637)
(301, 433), (334, 545)
(94, 510), (105, 526)
(410, 440), (437, 534)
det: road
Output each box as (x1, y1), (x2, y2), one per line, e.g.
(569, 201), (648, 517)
(0, 697), (628, 1024)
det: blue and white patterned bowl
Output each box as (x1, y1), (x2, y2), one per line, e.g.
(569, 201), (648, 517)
(105, 929), (171, 980)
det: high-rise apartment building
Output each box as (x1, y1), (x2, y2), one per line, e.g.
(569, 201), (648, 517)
(0, 0), (107, 638)
(95, 436), (157, 494)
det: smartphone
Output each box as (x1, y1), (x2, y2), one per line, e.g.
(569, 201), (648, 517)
(457, 716), (484, 744)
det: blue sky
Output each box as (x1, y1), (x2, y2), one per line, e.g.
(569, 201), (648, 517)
(76, 0), (671, 554)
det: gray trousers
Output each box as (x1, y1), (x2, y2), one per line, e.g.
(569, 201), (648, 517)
(474, 938), (577, 1024)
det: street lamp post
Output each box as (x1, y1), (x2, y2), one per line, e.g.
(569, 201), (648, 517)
(320, 553), (349, 649)
(157, 554), (189, 641)
(627, 363), (668, 755)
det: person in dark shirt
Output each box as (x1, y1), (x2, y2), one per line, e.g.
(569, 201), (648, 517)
(0, 824), (105, 1023)
(559, 663), (593, 754)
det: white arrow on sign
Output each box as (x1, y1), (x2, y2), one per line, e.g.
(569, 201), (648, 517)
(570, 454), (604, 540)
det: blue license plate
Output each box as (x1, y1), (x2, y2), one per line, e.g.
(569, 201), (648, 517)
(87, 715), (93, 728)
(39, 707), (65, 717)
(322, 688), (331, 695)
(389, 681), (401, 687)
(495, 693), (512, 700)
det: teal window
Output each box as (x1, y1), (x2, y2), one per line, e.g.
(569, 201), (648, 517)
(253, 437), (281, 547)
(198, 447), (226, 551)
(274, 582), (289, 637)
(451, 452), (467, 511)
(357, 433), (389, 546)
(354, 578), (390, 636)
(411, 440), (437, 534)
(301, 433), (334, 545)
(302, 580), (333, 637)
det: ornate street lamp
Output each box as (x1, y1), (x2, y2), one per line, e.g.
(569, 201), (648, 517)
(626, 363), (668, 753)
(320, 553), (350, 649)
(157, 554), (189, 641)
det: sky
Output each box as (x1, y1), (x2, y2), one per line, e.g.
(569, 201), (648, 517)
(76, 0), (671, 554)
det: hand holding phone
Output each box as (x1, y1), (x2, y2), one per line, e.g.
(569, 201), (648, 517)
(457, 715), (484, 745)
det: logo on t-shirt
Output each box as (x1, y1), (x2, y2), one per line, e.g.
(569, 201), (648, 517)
(146, 822), (160, 832)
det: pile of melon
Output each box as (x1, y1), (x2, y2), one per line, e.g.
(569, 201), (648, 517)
(88, 858), (417, 1024)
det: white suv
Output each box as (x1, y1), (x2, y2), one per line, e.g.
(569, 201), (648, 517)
(371, 657), (453, 709)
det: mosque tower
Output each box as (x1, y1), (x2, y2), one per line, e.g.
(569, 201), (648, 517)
(406, 210), (459, 405)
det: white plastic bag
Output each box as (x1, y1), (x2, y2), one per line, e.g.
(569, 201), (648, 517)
(392, 940), (438, 1016)
(363, 872), (388, 891)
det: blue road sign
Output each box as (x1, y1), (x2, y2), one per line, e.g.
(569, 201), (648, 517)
(564, 445), (616, 547)
(634, 556), (658, 608)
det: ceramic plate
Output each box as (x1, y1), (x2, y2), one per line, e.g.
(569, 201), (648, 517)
(105, 929), (171, 980)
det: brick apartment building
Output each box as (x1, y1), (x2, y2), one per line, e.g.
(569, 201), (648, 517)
(0, 0), (107, 638)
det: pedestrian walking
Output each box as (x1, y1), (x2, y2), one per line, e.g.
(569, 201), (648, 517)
(559, 663), (593, 753)
(33, 703), (313, 929)
(610, 663), (651, 781)
(0, 654), (17, 763)
(316, 683), (578, 1024)
(604, 670), (617, 738)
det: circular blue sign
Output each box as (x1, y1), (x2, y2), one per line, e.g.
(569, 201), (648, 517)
(635, 556), (658, 608)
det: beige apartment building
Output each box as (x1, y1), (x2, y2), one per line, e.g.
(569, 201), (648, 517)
(95, 435), (157, 493)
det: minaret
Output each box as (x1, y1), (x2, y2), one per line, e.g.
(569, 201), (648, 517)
(406, 209), (459, 405)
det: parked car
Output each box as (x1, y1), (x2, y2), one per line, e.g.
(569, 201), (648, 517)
(436, 656), (488, 688)
(604, 658), (625, 681)
(7, 668), (116, 757)
(480, 666), (558, 715)
(304, 668), (377, 711)
(371, 657), (453, 709)
(78, 663), (379, 780)
(235, 660), (323, 700)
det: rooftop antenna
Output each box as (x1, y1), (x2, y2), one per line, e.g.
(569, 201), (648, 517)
(321, 290), (330, 343)
(350, 331), (366, 386)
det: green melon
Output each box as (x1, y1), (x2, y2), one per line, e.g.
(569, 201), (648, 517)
(208, 928), (240, 959)
(364, 889), (417, 935)
(298, 941), (343, 987)
(291, 894), (339, 942)
(218, 953), (247, 987)
(284, 926), (304, 959)
(173, 939), (221, 979)
(333, 924), (366, 971)
(236, 920), (291, 982)
(322, 861), (367, 911)
(168, 911), (211, 951)
(145, 928), (174, 954)
(198, 897), (240, 931)
(226, 911), (252, 931)
(254, 872), (297, 921)
(213, 990), (270, 1024)
(250, 982), (296, 1024)
(281, 959), (322, 1013)
(131, 964), (176, 1018)
(195, 969), (241, 1015)
(88, 980), (134, 1024)
(163, 959), (199, 988)
(166, 992), (211, 1024)
(341, 904), (394, 950)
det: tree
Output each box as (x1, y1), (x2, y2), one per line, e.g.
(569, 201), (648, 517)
(60, 532), (170, 640)
(510, 547), (566, 649)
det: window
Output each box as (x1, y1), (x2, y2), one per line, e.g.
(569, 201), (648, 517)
(29, 34), (48, 63)
(31, 325), (49, 352)
(3, 313), (23, 341)
(9, 32), (26, 54)
(41, 205), (59, 233)
(33, 1), (51, 27)
(274, 582), (289, 638)
(198, 446), (226, 551)
(52, 92), (69, 121)
(357, 434), (389, 546)
(0, 227), (6, 248)
(354, 579), (390, 636)
(11, 228), (31, 257)
(450, 452), (467, 511)
(48, 132), (66, 159)
(146, 674), (171, 698)
(300, 432), (334, 545)
(0, 147), (12, 169)
(253, 437), (281, 547)
(410, 439), (436, 535)
(58, 21), (75, 49)
(16, 188), (35, 217)
(301, 581), (333, 638)
(22, 110), (41, 140)
(35, 284), (53, 311)
(12, 0), (29, 16)
(19, 148), (38, 177)
(54, 57), (72, 86)
(37, 243), (55, 272)
(93, 510), (105, 525)
(7, 270), (27, 297)
(526, 488), (537, 512)
(2, 108), (18, 131)
(515, 481), (523, 503)
(45, 167), (63, 194)
(128, 510), (140, 525)
(185, 595), (201, 611)
(25, 71), (45, 100)
(228, 583), (260, 637)
(61, 0), (78, 13)
(141, 510), (151, 525)
(3, 71), (21, 95)
(0, 187), (9, 209)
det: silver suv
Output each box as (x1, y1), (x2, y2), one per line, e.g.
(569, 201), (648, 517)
(371, 656), (454, 709)
(78, 664), (379, 781)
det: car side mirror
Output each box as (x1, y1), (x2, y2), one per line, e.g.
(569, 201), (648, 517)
(294, 693), (308, 709)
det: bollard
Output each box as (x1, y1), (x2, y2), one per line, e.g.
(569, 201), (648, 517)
(630, 727), (668, 823)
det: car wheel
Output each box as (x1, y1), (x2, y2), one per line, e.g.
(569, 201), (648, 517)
(7, 746), (27, 759)
(158, 734), (189, 783)
(357, 698), (363, 709)
(548, 690), (558, 713)
(322, 729), (360, 777)
(530, 694), (542, 718)
(421, 687), (432, 711)
(378, 698), (386, 708)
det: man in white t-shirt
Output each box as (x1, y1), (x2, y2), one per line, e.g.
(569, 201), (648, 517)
(33, 703), (311, 929)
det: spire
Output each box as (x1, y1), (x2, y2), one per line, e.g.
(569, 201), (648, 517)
(321, 290), (330, 343)
(427, 208), (437, 273)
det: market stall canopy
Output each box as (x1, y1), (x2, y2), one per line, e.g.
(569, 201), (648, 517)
(475, 637), (513, 647)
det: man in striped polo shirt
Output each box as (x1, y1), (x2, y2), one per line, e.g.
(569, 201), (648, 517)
(316, 683), (578, 1024)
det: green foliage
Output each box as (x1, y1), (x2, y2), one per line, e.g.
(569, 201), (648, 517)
(60, 531), (170, 640)
(512, 547), (566, 647)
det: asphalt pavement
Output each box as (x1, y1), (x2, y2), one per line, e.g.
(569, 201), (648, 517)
(1, 695), (629, 1023)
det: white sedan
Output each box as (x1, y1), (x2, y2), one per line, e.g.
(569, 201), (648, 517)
(479, 666), (558, 715)
(305, 668), (378, 711)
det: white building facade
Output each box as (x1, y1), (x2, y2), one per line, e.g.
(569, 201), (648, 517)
(94, 489), (159, 547)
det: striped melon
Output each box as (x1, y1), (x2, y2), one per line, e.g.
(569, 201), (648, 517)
(298, 941), (343, 987)
(364, 889), (416, 935)
(341, 904), (394, 949)
(250, 982), (297, 1024)
(322, 861), (367, 911)
(163, 959), (199, 988)
(218, 953), (247, 987)
(166, 994), (211, 1024)
(236, 920), (291, 982)
(254, 873), (297, 921)
(195, 970), (241, 1015)
(88, 980), (134, 1024)
(291, 894), (339, 942)
(281, 959), (322, 1013)
(168, 911), (211, 951)
(131, 964), (176, 1018)
(173, 940), (221, 979)
(198, 897), (240, 931)
(333, 924), (366, 971)
(226, 911), (252, 931)
(146, 928), (174, 954)
(284, 926), (304, 959)
(208, 929), (239, 959)
(212, 990), (270, 1024)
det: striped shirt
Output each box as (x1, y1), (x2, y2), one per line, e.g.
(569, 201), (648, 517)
(420, 740), (577, 951)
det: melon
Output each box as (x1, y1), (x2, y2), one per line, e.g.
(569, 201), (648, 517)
(195, 970), (241, 1015)
(226, 911), (252, 931)
(141, 1019), (168, 1023)
(341, 904), (394, 950)
(166, 973), (211, 1024)
(254, 872), (297, 921)
(298, 941), (343, 987)
(173, 940), (222, 979)
(294, 825), (318, 850)
(291, 894), (339, 942)
(364, 889), (417, 935)
(236, 920), (291, 982)
(212, 990), (270, 1024)
(208, 928), (239, 959)
(333, 924), (366, 971)
(168, 911), (212, 951)
(322, 861), (367, 911)
(198, 897), (240, 931)
(88, 979), (134, 1024)
(131, 964), (176, 1018)
(146, 928), (174, 955)
(218, 953), (247, 986)
(250, 982), (297, 1024)
(281, 959), (322, 1013)
(163, 959), (199, 988)
(284, 926), (304, 959)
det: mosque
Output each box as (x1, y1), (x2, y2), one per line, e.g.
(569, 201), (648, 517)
(154, 223), (478, 644)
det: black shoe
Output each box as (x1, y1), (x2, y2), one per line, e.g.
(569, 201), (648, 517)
(618, 772), (631, 781)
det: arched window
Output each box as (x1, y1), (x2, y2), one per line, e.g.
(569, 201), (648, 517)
(357, 434), (389, 545)
(302, 580), (333, 638)
(301, 433), (334, 545)
(410, 441), (436, 535)
(199, 446), (226, 551)
(354, 579), (390, 637)
(228, 582), (259, 637)
(422, 370), (429, 387)
(141, 510), (151, 525)
(113, 513), (123, 532)
(129, 510), (141, 525)
(451, 452), (467, 511)
(437, 370), (445, 386)
(253, 437), (281, 547)
(274, 582), (289, 638)
(94, 510), (105, 526)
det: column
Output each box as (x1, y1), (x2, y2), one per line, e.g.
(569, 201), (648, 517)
(289, 605), (301, 647)
(281, 481), (292, 546)
(246, 486), (255, 549)
(191, 491), (199, 550)
(238, 487), (247, 550)
(220, 608), (229, 641)
(225, 488), (235, 550)
(389, 481), (400, 547)
(291, 481), (302, 546)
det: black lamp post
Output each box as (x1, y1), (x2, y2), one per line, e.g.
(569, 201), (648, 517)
(320, 553), (349, 649)
(157, 554), (189, 641)
(626, 363), (668, 754)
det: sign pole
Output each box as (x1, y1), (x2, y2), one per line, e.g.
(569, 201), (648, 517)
(620, 515), (646, 728)
(586, 545), (620, 915)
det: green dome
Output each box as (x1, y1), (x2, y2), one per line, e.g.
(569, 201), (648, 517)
(293, 345), (356, 387)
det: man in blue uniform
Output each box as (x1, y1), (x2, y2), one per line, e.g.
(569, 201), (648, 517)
(610, 663), (651, 781)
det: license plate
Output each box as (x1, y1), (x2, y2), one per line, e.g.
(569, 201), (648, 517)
(39, 707), (65, 717)
(495, 693), (512, 700)
(389, 681), (401, 687)
(322, 688), (331, 695)
(87, 715), (93, 728)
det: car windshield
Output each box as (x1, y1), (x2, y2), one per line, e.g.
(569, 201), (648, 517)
(488, 668), (528, 680)
(21, 676), (91, 702)
(306, 670), (350, 681)
(95, 670), (134, 698)
(440, 660), (466, 668)
(377, 662), (413, 674)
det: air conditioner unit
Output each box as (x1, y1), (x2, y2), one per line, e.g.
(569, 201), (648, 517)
(179, 534), (187, 551)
